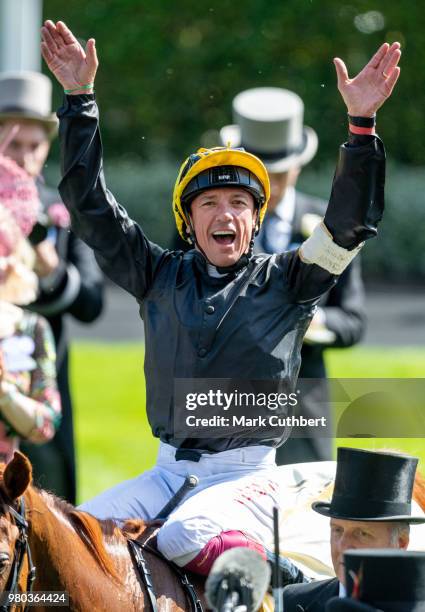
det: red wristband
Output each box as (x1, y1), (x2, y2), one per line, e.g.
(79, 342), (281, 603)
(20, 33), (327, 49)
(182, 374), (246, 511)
(349, 124), (376, 135)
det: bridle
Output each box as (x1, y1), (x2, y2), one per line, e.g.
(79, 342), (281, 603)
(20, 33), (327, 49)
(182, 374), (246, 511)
(0, 495), (36, 611)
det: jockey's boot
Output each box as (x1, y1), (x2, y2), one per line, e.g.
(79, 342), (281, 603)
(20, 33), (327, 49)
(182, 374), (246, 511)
(266, 551), (311, 587)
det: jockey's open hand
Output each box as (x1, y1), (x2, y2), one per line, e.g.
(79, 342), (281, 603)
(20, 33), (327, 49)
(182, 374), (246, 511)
(41, 20), (98, 94)
(334, 42), (401, 116)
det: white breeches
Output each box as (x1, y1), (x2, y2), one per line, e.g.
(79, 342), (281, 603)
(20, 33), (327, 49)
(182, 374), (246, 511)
(79, 442), (280, 564)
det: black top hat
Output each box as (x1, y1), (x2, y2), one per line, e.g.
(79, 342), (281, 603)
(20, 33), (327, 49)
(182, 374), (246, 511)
(312, 448), (425, 523)
(326, 549), (425, 612)
(327, 598), (381, 612)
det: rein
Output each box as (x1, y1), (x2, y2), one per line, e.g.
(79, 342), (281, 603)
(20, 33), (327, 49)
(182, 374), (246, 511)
(126, 533), (203, 612)
(0, 496), (36, 612)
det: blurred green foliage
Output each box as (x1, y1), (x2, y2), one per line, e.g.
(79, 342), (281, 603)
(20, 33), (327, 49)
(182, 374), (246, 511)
(43, 1), (425, 280)
(43, 0), (425, 163)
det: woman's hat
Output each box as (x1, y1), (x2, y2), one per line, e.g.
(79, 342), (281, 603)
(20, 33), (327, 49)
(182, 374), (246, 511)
(0, 155), (41, 238)
(312, 447), (425, 523)
(0, 205), (37, 306)
(0, 72), (58, 137)
(0, 157), (40, 306)
(220, 87), (318, 173)
(0, 205), (21, 258)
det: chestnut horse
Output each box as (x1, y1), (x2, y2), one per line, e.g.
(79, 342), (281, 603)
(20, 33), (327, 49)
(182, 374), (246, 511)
(0, 452), (205, 611)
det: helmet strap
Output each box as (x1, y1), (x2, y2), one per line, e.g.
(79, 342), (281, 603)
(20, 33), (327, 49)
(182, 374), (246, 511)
(183, 206), (196, 246)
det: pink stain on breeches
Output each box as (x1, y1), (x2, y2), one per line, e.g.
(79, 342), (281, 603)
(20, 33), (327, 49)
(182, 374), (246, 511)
(183, 530), (266, 576)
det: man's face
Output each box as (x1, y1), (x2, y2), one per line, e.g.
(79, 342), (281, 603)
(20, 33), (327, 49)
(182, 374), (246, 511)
(1, 120), (50, 177)
(268, 171), (290, 212)
(267, 167), (301, 212)
(330, 518), (409, 584)
(189, 187), (257, 268)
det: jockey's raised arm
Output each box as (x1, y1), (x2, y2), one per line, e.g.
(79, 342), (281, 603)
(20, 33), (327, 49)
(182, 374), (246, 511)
(41, 20), (166, 299)
(295, 43), (400, 297)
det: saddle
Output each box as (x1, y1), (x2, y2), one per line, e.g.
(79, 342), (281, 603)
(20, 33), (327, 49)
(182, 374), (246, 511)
(123, 520), (206, 612)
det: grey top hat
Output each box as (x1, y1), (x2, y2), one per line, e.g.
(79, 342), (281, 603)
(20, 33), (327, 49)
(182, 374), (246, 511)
(220, 87), (318, 173)
(0, 71), (58, 136)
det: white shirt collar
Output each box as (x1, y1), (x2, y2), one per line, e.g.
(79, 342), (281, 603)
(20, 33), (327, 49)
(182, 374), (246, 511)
(339, 582), (346, 598)
(273, 186), (296, 223)
(206, 263), (229, 278)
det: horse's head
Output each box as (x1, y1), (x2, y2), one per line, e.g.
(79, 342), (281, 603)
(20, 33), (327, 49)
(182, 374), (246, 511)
(0, 451), (33, 593)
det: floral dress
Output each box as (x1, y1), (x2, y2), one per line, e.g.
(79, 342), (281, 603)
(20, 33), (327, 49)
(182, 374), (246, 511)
(0, 305), (61, 463)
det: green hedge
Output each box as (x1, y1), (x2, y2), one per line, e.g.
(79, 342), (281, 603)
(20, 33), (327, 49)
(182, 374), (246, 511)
(43, 0), (425, 165)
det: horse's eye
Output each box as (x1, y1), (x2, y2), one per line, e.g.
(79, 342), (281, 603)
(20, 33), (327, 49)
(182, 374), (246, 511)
(0, 552), (10, 574)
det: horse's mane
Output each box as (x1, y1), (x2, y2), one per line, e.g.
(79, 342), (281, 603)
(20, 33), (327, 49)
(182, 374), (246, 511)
(70, 510), (123, 583)
(32, 490), (125, 584)
(413, 470), (425, 512)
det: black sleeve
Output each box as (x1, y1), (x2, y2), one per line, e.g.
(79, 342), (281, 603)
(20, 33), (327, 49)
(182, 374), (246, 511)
(322, 256), (366, 347)
(285, 252), (339, 304)
(285, 134), (385, 303)
(324, 133), (385, 249)
(57, 94), (166, 300)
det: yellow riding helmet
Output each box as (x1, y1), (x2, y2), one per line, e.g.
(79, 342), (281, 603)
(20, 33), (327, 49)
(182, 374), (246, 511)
(173, 146), (270, 242)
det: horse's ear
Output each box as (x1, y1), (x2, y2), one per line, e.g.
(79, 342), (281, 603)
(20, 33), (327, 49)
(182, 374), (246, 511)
(3, 451), (32, 500)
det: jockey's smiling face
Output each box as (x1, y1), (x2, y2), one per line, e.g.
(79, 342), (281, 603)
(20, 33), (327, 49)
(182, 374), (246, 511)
(189, 188), (257, 268)
(330, 518), (409, 585)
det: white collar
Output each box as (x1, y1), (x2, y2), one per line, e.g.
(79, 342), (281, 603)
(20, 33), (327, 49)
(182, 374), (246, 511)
(339, 582), (346, 598)
(206, 263), (230, 278)
(273, 186), (296, 223)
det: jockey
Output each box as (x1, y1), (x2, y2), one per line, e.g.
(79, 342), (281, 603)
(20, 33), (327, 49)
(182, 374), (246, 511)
(41, 20), (401, 577)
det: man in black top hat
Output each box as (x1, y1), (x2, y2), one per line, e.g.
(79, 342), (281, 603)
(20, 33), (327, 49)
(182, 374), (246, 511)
(327, 549), (425, 612)
(283, 448), (425, 612)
